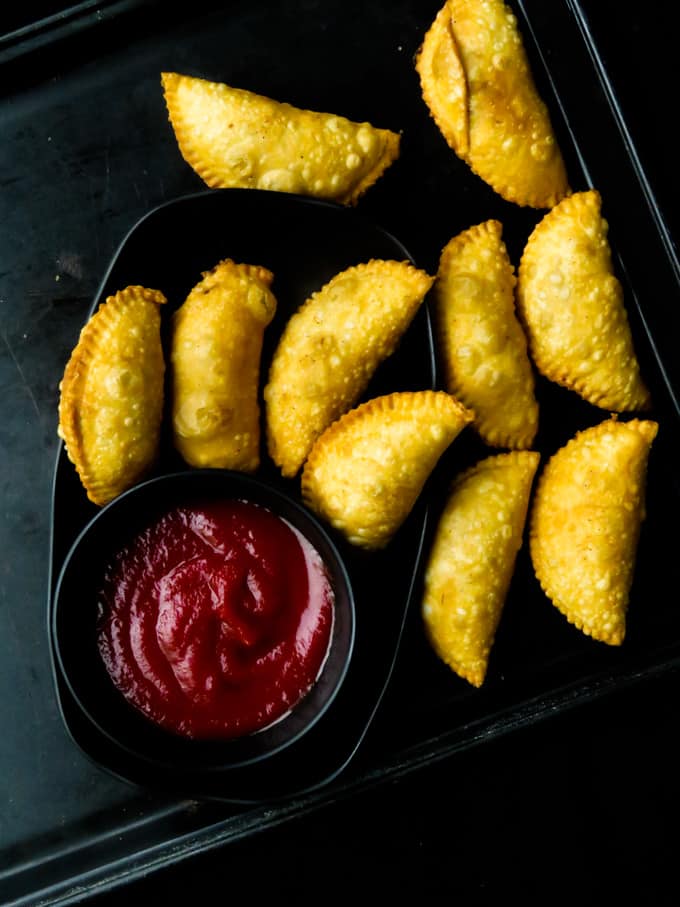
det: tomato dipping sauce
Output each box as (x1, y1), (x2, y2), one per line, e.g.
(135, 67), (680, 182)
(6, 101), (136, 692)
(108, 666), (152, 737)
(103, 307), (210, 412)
(97, 499), (335, 740)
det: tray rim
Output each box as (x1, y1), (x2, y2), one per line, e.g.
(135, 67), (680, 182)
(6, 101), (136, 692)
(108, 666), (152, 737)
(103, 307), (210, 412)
(0, 0), (161, 66)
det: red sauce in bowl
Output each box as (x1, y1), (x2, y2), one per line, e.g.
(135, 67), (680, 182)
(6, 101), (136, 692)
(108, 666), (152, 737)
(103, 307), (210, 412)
(97, 499), (335, 740)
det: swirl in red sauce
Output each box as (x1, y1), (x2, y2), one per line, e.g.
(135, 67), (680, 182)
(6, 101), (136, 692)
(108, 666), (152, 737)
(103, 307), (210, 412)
(97, 499), (334, 739)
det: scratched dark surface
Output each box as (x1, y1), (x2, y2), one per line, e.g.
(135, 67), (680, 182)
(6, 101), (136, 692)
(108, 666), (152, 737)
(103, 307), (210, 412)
(2, 0), (680, 903)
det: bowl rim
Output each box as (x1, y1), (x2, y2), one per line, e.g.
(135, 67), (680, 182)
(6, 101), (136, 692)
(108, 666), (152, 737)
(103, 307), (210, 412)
(50, 468), (357, 772)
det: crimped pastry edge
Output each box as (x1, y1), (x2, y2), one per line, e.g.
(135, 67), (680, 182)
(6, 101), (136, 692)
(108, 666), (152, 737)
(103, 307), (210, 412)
(58, 285), (166, 505)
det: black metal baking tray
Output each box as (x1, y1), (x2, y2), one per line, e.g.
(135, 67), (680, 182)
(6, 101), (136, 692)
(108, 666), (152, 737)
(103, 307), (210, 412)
(2, 0), (680, 904)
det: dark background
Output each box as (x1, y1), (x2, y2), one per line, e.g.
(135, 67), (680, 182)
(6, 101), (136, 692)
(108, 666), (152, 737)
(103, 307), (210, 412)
(3, 1), (680, 904)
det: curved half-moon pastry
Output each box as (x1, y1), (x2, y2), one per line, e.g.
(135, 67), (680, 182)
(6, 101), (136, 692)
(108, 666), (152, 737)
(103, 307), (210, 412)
(161, 72), (400, 205)
(264, 259), (434, 477)
(415, 0), (569, 208)
(434, 219), (538, 448)
(57, 285), (166, 506)
(530, 417), (658, 645)
(301, 390), (474, 549)
(422, 450), (540, 686)
(171, 259), (277, 471)
(517, 189), (651, 411)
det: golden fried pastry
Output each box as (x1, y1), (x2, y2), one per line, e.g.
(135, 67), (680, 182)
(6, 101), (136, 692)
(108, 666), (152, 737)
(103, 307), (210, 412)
(517, 190), (651, 411)
(415, 0), (569, 208)
(434, 220), (538, 448)
(264, 259), (434, 477)
(422, 450), (540, 686)
(57, 285), (166, 506)
(301, 390), (474, 549)
(161, 72), (400, 205)
(530, 417), (658, 645)
(170, 259), (276, 471)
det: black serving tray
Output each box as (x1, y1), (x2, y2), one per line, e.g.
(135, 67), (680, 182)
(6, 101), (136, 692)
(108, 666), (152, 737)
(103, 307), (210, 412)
(48, 187), (437, 803)
(3, 0), (680, 904)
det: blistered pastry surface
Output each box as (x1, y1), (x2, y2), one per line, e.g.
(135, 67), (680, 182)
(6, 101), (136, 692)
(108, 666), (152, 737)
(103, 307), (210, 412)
(170, 259), (277, 471)
(517, 190), (650, 411)
(530, 418), (658, 645)
(434, 219), (538, 448)
(57, 286), (166, 506)
(416, 0), (569, 208)
(422, 450), (540, 686)
(301, 390), (473, 549)
(161, 72), (400, 205)
(264, 259), (433, 477)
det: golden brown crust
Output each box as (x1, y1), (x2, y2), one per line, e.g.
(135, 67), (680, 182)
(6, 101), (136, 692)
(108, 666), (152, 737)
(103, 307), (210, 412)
(422, 450), (540, 686)
(529, 417), (658, 645)
(264, 259), (434, 477)
(161, 72), (400, 205)
(415, 0), (569, 208)
(301, 390), (474, 549)
(170, 258), (277, 471)
(57, 285), (166, 506)
(517, 189), (651, 411)
(415, 1), (469, 156)
(434, 219), (538, 448)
